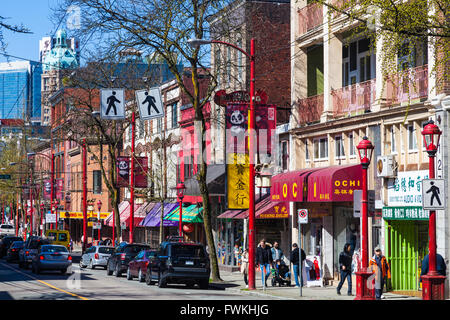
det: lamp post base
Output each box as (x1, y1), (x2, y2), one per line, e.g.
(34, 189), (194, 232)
(355, 269), (375, 300)
(421, 274), (446, 300)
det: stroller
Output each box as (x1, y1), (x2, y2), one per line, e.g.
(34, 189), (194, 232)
(271, 260), (291, 287)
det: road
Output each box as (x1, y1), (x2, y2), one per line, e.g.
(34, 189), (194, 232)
(0, 252), (270, 300)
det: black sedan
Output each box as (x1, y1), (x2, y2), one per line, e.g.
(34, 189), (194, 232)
(6, 241), (24, 262)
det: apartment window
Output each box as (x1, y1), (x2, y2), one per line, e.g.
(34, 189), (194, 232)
(408, 124), (418, 151)
(237, 38), (243, 82)
(227, 47), (232, 83)
(138, 118), (144, 138)
(391, 126), (397, 153)
(215, 48), (221, 87)
(93, 170), (102, 194)
(171, 102), (178, 128)
(349, 133), (356, 156)
(342, 38), (374, 86)
(280, 140), (289, 171)
(335, 135), (345, 159)
(184, 156), (191, 180)
(314, 137), (328, 160)
(157, 118), (162, 133)
(305, 139), (310, 161)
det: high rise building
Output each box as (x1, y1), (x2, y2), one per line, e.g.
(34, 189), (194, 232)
(0, 60), (42, 121)
(40, 29), (80, 126)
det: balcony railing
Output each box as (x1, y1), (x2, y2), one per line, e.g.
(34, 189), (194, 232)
(332, 78), (376, 117)
(297, 94), (324, 125)
(298, 3), (323, 36)
(385, 64), (428, 105)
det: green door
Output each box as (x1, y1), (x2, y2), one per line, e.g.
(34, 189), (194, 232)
(386, 220), (428, 291)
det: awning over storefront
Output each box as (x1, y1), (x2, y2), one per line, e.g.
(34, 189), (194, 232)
(184, 164), (226, 196)
(164, 204), (204, 223)
(105, 201), (129, 225)
(217, 209), (243, 219)
(105, 201), (145, 227)
(139, 203), (179, 227)
(233, 197), (289, 219)
(271, 164), (363, 202)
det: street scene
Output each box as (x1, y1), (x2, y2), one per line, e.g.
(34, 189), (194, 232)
(0, 0), (449, 304)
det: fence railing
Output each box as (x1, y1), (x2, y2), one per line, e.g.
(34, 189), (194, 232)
(385, 65), (428, 105)
(332, 78), (376, 117)
(296, 94), (324, 125)
(298, 3), (323, 36)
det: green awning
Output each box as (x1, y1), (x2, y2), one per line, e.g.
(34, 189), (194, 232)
(164, 204), (203, 223)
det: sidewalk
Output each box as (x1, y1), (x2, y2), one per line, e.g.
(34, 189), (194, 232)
(210, 270), (421, 300)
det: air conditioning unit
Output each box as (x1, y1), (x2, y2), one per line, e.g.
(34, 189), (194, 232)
(376, 155), (396, 178)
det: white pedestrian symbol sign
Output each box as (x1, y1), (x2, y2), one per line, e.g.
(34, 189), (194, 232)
(101, 88), (125, 119)
(136, 88), (164, 120)
(422, 179), (445, 210)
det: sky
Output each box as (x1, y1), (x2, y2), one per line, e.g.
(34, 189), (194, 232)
(0, 0), (63, 63)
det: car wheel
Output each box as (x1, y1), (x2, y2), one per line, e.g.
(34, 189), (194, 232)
(89, 260), (95, 270)
(157, 272), (166, 288)
(61, 268), (67, 275)
(114, 263), (121, 277)
(18, 261), (23, 268)
(126, 267), (133, 280)
(199, 279), (209, 290)
(138, 269), (145, 283)
(146, 268), (153, 286)
(106, 262), (113, 276)
(79, 260), (86, 269)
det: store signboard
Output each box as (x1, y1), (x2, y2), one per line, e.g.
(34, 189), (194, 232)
(382, 206), (429, 220)
(387, 170), (429, 207)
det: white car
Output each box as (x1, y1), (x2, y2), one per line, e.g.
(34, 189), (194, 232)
(0, 224), (15, 236)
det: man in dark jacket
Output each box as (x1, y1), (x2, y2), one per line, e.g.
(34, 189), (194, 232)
(337, 243), (353, 296)
(290, 243), (306, 287)
(420, 253), (447, 278)
(256, 239), (273, 287)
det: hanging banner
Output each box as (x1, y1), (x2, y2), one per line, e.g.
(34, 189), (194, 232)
(134, 156), (148, 188)
(43, 179), (52, 200)
(100, 88), (125, 120)
(117, 156), (130, 187)
(227, 153), (249, 209)
(55, 179), (64, 200)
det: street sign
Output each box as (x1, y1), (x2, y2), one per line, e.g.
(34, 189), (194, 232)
(422, 179), (445, 210)
(135, 88), (164, 120)
(121, 222), (127, 230)
(45, 213), (56, 224)
(353, 190), (375, 217)
(298, 209), (308, 224)
(100, 88), (125, 120)
(93, 222), (101, 230)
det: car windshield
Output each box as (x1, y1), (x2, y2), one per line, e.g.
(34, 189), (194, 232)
(1, 225), (13, 229)
(124, 246), (150, 254)
(47, 233), (57, 241)
(145, 251), (156, 259)
(41, 246), (68, 253)
(171, 245), (206, 258)
(11, 242), (24, 248)
(98, 247), (114, 254)
(29, 239), (49, 249)
(58, 233), (68, 242)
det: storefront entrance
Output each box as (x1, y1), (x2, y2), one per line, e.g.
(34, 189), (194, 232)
(386, 220), (428, 293)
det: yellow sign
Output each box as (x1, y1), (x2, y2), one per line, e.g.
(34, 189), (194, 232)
(58, 211), (111, 219)
(227, 153), (249, 209)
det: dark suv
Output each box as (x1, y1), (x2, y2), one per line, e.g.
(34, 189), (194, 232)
(145, 238), (210, 289)
(106, 243), (150, 277)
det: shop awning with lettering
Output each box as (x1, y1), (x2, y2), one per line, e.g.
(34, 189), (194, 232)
(270, 164), (363, 202)
(233, 197), (289, 219)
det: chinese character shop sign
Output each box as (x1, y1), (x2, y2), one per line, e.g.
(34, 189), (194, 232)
(387, 170), (429, 207)
(227, 153), (249, 209)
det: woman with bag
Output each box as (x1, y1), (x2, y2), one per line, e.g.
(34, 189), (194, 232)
(240, 248), (249, 288)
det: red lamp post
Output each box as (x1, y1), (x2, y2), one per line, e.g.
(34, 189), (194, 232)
(176, 182), (185, 238)
(40, 203), (44, 236)
(130, 111), (136, 244)
(52, 199), (59, 230)
(420, 120), (446, 300)
(355, 136), (375, 300)
(82, 138), (87, 253)
(97, 199), (102, 245)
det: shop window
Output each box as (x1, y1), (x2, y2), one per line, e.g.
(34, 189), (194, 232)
(314, 137), (328, 160)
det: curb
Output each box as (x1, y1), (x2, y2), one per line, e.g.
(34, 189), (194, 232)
(208, 282), (295, 300)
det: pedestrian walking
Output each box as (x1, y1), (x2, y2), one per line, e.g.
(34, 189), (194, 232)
(256, 239), (272, 288)
(368, 246), (390, 300)
(240, 248), (249, 288)
(289, 243), (306, 287)
(337, 243), (353, 296)
(271, 241), (284, 264)
(420, 253), (447, 278)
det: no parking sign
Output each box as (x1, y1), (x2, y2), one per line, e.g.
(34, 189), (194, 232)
(298, 209), (308, 224)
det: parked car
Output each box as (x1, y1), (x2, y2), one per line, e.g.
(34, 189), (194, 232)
(126, 249), (158, 282)
(45, 229), (71, 250)
(80, 245), (115, 269)
(18, 236), (51, 269)
(0, 236), (23, 258)
(31, 244), (72, 274)
(6, 241), (24, 262)
(145, 238), (210, 289)
(0, 224), (15, 236)
(106, 243), (150, 277)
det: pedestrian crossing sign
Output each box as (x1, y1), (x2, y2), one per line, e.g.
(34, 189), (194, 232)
(422, 179), (445, 210)
(100, 88), (125, 120)
(135, 88), (164, 120)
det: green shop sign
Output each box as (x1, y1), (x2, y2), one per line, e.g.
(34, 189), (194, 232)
(382, 206), (429, 220)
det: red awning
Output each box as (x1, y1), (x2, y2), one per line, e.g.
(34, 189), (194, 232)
(270, 164), (363, 202)
(105, 201), (145, 227)
(217, 209), (243, 219)
(233, 198), (289, 219)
